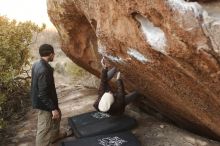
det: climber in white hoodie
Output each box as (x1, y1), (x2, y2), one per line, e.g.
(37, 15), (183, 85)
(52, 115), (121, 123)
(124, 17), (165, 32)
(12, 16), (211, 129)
(93, 57), (139, 115)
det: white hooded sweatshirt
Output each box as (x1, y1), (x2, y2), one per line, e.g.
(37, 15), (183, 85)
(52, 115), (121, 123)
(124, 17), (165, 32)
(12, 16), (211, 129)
(98, 92), (114, 112)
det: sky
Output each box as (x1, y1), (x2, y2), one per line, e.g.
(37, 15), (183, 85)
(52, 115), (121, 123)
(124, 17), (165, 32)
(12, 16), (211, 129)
(0, 0), (55, 29)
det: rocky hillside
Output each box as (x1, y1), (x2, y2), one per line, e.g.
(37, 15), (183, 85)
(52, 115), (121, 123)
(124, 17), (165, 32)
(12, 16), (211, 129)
(47, 0), (220, 141)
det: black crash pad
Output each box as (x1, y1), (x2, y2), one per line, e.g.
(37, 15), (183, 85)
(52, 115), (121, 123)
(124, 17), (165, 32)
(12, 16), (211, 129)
(68, 111), (137, 138)
(61, 131), (140, 146)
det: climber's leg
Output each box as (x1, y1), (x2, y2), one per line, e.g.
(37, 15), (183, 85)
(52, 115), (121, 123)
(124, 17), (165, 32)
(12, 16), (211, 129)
(125, 91), (139, 105)
(107, 67), (117, 81)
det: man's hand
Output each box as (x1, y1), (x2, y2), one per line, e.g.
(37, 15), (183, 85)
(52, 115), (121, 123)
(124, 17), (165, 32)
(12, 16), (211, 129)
(52, 109), (60, 120)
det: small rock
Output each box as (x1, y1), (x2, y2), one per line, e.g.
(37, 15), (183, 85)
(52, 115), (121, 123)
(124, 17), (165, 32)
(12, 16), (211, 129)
(18, 143), (29, 146)
(160, 125), (165, 129)
(184, 136), (196, 144)
(12, 139), (19, 143)
(196, 139), (207, 146)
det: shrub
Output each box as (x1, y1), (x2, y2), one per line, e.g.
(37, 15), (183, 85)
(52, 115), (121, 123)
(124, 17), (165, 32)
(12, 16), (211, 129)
(0, 16), (45, 129)
(65, 61), (88, 77)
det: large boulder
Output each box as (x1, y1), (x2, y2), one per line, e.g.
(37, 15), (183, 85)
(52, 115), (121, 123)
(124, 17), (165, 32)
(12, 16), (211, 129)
(47, 0), (220, 141)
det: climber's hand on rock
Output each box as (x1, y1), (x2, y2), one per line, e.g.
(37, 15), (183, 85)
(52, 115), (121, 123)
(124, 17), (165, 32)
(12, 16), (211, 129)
(101, 57), (107, 69)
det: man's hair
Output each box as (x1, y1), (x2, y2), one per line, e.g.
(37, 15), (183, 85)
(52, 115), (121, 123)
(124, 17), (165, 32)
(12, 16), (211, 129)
(39, 44), (54, 57)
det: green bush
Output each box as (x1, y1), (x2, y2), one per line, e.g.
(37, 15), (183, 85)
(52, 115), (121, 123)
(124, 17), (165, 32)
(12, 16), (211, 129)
(65, 61), (88, 77)
(0, 16), (45, 129)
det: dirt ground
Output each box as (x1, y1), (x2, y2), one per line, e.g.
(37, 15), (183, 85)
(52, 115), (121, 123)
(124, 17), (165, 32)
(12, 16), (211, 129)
(1, 79), (220, 146)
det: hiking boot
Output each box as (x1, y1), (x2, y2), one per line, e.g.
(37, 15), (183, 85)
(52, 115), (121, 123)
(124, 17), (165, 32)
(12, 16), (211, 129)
(51, 128), (73, 143)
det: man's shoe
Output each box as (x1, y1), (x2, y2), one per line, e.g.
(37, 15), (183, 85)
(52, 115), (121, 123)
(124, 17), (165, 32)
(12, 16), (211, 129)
(51, 129), (73, 143)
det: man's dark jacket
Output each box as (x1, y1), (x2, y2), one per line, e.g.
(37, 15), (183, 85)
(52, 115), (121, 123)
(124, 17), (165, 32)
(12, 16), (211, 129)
(93, 68), (125, 115)
(31, 59), (58, 111)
